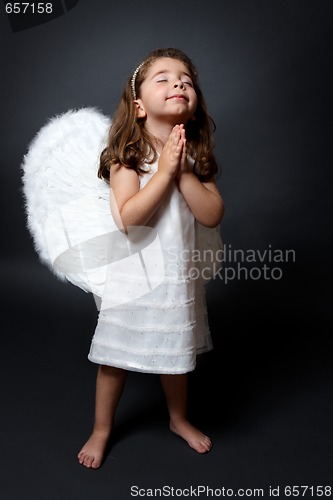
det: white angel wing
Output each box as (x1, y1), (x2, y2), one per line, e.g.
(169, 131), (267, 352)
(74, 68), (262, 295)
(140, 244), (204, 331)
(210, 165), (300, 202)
(21, 107), (122, 296)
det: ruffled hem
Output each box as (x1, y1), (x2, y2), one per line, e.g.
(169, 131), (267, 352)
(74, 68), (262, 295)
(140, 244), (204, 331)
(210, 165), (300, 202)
(88, 341), (213, 374)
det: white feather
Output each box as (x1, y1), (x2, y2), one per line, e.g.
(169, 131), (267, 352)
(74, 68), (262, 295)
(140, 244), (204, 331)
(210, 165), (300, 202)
(21, 107), (117, 295)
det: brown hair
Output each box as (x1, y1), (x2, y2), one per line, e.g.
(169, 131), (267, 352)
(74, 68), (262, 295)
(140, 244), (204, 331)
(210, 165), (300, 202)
(98, 48), (218, 182)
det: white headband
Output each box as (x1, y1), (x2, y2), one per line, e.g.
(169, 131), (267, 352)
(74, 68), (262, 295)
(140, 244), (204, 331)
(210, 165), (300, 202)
(131, 62), (144, 100)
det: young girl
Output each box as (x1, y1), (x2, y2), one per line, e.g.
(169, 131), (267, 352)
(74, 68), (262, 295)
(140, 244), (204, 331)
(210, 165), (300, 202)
(78, 48), (224, 469)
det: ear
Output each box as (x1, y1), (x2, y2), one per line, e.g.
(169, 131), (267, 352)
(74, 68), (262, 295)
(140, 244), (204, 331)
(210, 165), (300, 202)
(134, 99), (146, 119)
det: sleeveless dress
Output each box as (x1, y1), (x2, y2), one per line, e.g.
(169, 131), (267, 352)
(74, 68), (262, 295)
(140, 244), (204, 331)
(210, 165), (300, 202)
(88, 159), (220, 374)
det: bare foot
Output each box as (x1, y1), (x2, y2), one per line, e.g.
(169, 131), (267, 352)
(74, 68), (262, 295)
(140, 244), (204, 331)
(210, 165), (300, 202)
(169, 419), (212, 453)
(77, 430), (110, 469)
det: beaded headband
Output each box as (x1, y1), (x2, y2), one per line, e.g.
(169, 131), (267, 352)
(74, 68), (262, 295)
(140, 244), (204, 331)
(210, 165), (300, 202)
(131, 62), (144, 100)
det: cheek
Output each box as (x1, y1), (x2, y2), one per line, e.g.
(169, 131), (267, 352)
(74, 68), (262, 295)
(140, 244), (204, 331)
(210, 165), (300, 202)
(150, 89), (168, 106)
(155, 85), (167, 96)
(192, 95), (198, 112)
(145, 86), (165, 102)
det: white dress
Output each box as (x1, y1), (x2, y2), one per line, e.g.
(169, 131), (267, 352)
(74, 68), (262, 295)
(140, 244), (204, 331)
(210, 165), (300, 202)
(88, 159), (220, 374)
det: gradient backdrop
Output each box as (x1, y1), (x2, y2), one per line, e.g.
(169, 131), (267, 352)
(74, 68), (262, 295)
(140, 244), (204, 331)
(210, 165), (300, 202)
(1, 1), (332, 499)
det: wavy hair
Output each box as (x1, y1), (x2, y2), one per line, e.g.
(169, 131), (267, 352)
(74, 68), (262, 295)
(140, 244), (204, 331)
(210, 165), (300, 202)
(98, 48), (218, 182)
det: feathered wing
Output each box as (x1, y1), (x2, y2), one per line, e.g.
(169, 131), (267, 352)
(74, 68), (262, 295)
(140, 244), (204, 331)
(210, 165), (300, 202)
(21, 107), (122, 296)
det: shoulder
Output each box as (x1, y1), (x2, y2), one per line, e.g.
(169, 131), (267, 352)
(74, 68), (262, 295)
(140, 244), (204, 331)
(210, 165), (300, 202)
(110, 162), (140, 177)
(110, 163), (140, 188)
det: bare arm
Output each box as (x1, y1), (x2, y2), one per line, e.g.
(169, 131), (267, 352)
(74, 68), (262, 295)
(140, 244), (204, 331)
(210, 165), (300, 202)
(177, 125), (224, 228)
(110, 165), (173, 230)
(177, 172), (224, 228)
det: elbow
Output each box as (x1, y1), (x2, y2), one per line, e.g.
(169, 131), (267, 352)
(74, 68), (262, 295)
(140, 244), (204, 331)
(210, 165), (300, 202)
(110, 190), (126, 231)
(203, 217), (222, 229)
(111, 204), (143, 234)
(205, 199), (225, 228)
(218, 198), (225, 224)
(110, 193), (133, 232)
(199, 200), (224, 228)
(110, 205), (126, 231)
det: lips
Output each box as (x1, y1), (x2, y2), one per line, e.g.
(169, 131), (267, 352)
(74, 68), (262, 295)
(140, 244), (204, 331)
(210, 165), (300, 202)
(167, 94), (189, 101)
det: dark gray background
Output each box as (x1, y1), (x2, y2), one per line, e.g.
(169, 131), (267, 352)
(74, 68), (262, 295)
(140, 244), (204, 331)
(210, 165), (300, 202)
(1, 1), (332, 499)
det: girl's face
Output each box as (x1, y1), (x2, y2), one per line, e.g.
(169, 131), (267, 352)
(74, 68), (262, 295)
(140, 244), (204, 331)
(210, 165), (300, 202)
(135, 57), (197, 125)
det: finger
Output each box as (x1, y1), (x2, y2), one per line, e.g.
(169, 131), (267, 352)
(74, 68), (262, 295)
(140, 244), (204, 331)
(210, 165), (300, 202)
(181, 139), (187, 164)
(172, 124), (180, 136)
(182, 138), (187, 156)
(173, 128), (181, 145)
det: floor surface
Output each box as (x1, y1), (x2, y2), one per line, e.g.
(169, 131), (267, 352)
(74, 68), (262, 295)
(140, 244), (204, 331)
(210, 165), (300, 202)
(1, 262), (332, 500)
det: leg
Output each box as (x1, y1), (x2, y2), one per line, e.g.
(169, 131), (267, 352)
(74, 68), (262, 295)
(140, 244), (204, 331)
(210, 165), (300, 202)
(159, 373), (212, 453)
(78, 365), (127, 469)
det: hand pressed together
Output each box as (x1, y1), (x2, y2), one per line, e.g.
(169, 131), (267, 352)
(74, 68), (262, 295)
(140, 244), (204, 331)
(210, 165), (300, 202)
(158, 124), (189, 178)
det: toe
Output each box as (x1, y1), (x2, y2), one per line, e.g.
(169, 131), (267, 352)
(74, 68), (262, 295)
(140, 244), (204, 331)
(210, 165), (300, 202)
(203, 438), (212, 452)
(91, 458), (101, 469)
(85, 455), (95, 468)
(196, 436), (212, 453)
(205, 437), (212, 447)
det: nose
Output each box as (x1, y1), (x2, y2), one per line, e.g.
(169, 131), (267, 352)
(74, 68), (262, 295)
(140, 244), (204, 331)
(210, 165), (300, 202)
(174, 81), (185, 89)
